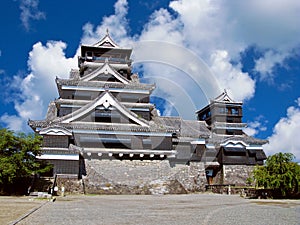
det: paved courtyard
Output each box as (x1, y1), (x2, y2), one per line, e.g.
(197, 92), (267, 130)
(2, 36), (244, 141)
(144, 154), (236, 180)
(12, 194), (300, 225)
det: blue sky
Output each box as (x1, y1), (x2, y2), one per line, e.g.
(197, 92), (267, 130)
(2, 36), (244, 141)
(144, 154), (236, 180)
(0, 0), (300, 160)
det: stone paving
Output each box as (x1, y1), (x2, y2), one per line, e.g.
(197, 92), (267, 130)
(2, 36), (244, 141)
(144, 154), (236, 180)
(17, 194), (300, 225)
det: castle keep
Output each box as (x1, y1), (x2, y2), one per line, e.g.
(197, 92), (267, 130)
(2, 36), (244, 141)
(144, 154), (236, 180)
(29, 32), (267, 194)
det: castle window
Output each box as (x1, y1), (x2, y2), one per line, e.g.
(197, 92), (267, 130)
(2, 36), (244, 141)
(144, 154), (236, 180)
(231, 108), (239, 115)
(219, 107), (228, 114)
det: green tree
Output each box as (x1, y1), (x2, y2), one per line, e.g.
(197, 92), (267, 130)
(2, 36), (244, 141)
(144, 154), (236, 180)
(253, 152), (300, 197)
(0, 128), (51, 189)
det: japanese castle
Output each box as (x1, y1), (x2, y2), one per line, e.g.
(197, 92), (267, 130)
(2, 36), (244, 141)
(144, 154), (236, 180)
(29, 32), (267, 193)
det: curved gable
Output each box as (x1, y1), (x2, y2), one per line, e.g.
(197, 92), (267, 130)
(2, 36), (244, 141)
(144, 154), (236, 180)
(60, 91), (149, 127)
(220, 140), (249, 148)
(40, 126), (72, 136)
(81, 62), (129, 84)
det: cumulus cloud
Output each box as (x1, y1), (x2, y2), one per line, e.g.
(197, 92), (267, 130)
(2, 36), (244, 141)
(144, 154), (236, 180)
(2, 0), (128, 132)
(227, 0), (300, 50)
(209, 50), (255, 102)
(81, 0), (133, 47)
(0, 114), (24, 132)
(139, 8), (182, 44)
(254, 50), (288, 82)
(224, 0), (300, 81)
(264, 98), (300, 161)
(3, 0), (300, 132)
(1, 41), (77, 132)
(19, 0), (46, 31)
(243, 119), (267, 137)
(140, 0), (255, 103)
(171, 0), (300, 81)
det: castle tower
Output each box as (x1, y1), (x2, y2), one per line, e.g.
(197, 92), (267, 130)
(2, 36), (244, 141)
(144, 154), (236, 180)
(196, 90), (245, 135)
(29, 32), (267, 190)
(29, 32), (208, 176)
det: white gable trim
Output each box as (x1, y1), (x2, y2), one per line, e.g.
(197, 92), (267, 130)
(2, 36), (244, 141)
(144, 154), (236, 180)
(62, 92), (149, 127)
(40, 127), (72, 136)
(37, 154), (79, 160)
(82, 63), (129, 84)
(191, 139), (206, 145)
(220, 140), (249, 148)
(246, 146), (264, 150)
(93, 34), (119, 48)
(213, 90), (242, 104)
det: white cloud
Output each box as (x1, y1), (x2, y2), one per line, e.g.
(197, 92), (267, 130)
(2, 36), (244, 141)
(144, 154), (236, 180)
(209, 50), (255, 102)
(254, 51), (288, 81)
(227, 0), (300, 50)
(244, 120), (267, 137)
(139, 8), (182, 44)
(264, 98), (300, 161)
(19, 0), (46, 31)
(2, 41), (77, 132)
(81, 0), (133, 47)
(4, 0), (300, 132)
(0, 114), (24, 132)
(170, 0), (300, 80)
(224, 0), (300, 80)
(2, 0), (128, 132)
(139, 0), (255, 104)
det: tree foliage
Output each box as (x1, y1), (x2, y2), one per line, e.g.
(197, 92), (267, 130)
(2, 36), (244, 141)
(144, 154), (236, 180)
(0, 128), (51, 186)
(253, 152), (300, 197)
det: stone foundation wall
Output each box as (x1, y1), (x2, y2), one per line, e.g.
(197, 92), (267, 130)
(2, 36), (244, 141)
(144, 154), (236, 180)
(49, 161), (255, 195)
(55, 176), (84, 195)
(220, 165), (254, 186)
(82, 159), (207, 194)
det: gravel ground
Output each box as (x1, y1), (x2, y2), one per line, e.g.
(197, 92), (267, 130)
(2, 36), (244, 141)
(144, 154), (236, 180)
(16, 194), (299, 225)
(0, 196), (44, 225)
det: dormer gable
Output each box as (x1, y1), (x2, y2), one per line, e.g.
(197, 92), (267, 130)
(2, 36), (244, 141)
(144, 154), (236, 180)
(93, 29), (119, 48)
(81, 62), (130, 83)
(220, 140), (249, 148)
(40, 126), (72, 136)
(58, 91), (149, 127)
(212, 89), (238, 103)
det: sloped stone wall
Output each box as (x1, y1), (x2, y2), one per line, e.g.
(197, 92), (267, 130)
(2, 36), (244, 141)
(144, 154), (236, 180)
(82, 159), (207, 194)
(221, 165), (254, 186)
(55, 176), (84, 195)
(49, 162), (254, 195)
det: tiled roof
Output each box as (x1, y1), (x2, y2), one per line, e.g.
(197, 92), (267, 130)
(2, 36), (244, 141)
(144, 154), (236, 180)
(206, 133), (268, 146)
(46, 101), (57, 121)
(55, 99), (154, 109)
(212, 122), (247, 129)
(154, 117), (210, 138)
(56, 78), (155, 91)
(28, 120), (175, 133)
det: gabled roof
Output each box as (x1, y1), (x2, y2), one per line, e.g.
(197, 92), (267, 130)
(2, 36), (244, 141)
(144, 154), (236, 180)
(92, 30), (120, 48)
(56, 91), (149, 127)
(29, 120), (174, 133)
(212, 89), (241, 104)
(206, 133), (268, 146)
(81, 62), (129, 84)
(154, 116), (211, 138)
(196, 90), (242, 114)
(55, 77), (156, 94)
(40, 126), (72, 136)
